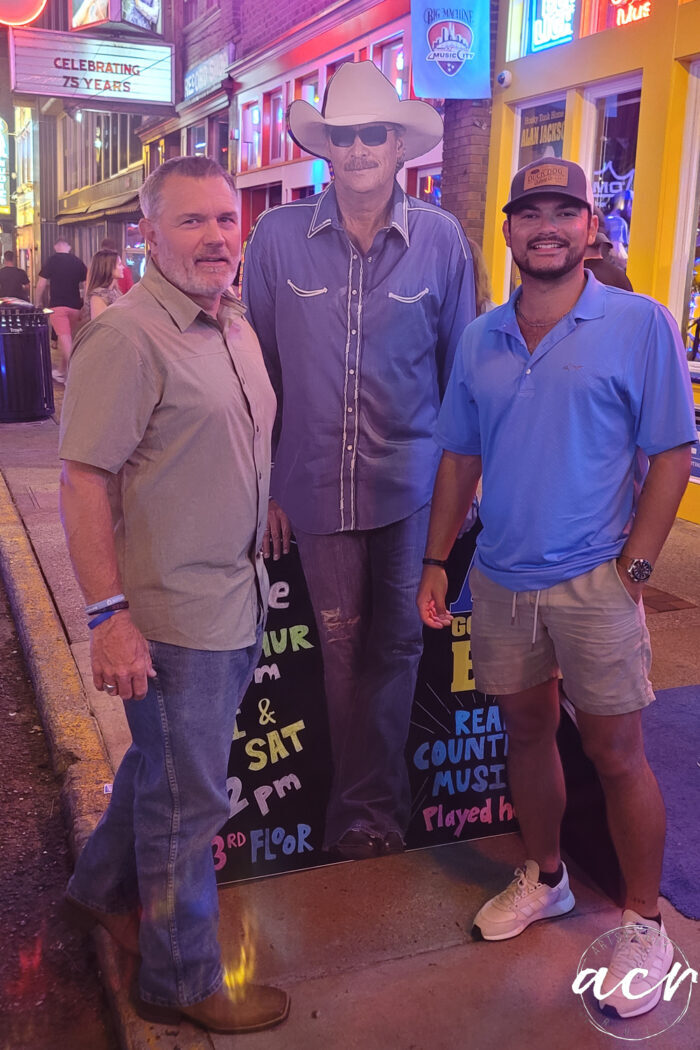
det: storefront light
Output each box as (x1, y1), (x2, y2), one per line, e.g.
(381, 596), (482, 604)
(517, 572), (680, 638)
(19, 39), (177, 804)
(396, 50), (405, 71)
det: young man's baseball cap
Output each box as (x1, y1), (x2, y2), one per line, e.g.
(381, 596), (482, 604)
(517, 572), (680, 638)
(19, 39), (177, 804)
(503, 158), (595, 214)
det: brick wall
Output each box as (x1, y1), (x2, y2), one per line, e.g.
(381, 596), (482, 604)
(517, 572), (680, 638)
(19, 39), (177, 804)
(183, 4), (241, 74)
(440, 0), (499, 246)
(238, 0), (333, 60)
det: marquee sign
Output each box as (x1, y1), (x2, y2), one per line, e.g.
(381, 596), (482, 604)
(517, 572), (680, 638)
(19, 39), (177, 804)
(9, 27), (173, 105)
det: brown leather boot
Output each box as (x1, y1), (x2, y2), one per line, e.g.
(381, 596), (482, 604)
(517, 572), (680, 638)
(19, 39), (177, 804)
(134, 983), (291, 1033)
(63, 895), (141, 957)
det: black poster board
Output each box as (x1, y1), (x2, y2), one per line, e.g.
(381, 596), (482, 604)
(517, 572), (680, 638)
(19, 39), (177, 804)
(214, 528), (517, 884)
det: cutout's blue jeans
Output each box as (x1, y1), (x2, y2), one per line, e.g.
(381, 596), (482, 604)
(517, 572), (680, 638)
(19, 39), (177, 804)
(67, 632), (262, 1006)
(294, 505), (429, 848)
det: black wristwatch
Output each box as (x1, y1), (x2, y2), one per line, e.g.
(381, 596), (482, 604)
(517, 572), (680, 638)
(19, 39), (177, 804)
(618, 555), (653, 584)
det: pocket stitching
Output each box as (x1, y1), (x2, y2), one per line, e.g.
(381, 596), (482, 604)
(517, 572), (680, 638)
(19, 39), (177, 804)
(388, 287), (430, 304)
(287, 279), (328, 297)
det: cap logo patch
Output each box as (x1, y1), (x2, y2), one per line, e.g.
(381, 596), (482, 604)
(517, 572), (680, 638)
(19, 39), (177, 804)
(523, 164), (569, 191)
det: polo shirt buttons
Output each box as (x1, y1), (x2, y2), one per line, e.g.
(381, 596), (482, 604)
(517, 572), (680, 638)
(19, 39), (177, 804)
(258, 471), (262, 479)
(351, 329), (357, 335)
(525, 368), (532, 374)
(352, 290), (357, 295)
(347, 444), (353, 451)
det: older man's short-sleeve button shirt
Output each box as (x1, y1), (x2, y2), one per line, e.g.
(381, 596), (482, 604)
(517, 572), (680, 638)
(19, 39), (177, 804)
(59, 262), (276, 650)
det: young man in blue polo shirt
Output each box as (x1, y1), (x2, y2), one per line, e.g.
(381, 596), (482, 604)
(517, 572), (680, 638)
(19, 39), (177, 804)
(417, 158), (696, 1021)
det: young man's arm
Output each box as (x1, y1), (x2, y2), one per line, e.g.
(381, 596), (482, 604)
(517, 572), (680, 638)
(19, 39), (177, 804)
(617, 444), (692, 598)
(417, 451), (482, 628)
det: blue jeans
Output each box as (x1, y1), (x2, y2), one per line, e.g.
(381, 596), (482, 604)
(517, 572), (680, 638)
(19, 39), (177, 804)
(67, 633), (262, 1006)
(294, 505), (429, 848)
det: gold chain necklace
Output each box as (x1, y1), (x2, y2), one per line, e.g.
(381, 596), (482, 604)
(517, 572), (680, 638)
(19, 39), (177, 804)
(516, 299), (567, 328)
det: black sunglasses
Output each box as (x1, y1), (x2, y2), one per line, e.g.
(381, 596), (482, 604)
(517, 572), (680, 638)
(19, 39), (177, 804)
(329, 124), (390, 148)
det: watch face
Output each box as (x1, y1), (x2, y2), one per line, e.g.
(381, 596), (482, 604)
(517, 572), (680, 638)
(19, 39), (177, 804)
(627, 559), (653, 583)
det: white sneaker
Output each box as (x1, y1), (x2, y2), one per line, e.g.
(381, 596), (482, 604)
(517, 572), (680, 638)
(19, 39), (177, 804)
(596, 910), (674, 1019)
(472, 860), (575, 941)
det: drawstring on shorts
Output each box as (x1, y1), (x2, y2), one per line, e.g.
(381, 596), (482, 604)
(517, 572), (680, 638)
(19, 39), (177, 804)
(511, 589), (542, 647)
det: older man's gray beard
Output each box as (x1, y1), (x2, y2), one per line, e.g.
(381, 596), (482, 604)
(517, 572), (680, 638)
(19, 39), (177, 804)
(153, 252), (237, 298)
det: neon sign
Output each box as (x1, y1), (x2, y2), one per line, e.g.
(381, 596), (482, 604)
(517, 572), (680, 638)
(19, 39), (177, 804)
(529, 0), (576, 53)
(608, 0), (651, 28)
(0, 0), (48, 26)
(0, 120), (10, 216)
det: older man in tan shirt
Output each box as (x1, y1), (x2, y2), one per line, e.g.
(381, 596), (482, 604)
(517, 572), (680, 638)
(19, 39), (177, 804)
(58, 156), (289, 1034)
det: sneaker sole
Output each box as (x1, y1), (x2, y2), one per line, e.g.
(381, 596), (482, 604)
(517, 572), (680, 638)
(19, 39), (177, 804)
(472, 890), (576, 941)
(599, 983), (664, 1020)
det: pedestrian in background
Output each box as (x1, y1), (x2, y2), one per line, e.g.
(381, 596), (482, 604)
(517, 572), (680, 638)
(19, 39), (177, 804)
(584, 228), (633, 290)
(467, 237), (496, 313)
(35, 239), (87, 383)
(418, 158), (695, 1023)
(58, 156), (289, 1035)
(0, 250), (30, 300)
(101, 237), (134, 295)
(81, 248), (124, 323)
(244, 60), (475, 861)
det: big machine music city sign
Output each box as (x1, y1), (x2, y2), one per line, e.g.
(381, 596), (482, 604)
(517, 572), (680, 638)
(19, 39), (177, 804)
(411, 1), (491, 99)
(9, 27), (173, 104)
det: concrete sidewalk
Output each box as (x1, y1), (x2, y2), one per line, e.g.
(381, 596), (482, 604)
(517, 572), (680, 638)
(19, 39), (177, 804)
(1, 393), (699, 1050)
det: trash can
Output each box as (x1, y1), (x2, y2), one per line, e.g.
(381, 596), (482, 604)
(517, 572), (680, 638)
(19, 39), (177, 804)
(0, 300), (54, 423)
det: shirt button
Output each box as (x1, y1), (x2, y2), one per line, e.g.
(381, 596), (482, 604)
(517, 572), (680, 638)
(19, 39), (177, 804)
(346, 444), (353, 451)
(351, 329), (357, 335)
(258, 471), (262, 479)
(255, 424), (260, 433)
(525, 368), (531, 374)
(352, 254), (358, 260)
(367, 256), (372, 262)
(349, 368), (355, 375)
(352, 289), (357, 295)
(347, 406), (353, 413)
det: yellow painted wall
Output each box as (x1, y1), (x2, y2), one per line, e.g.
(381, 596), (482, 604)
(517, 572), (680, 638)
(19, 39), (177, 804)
(485, 0), (700, 312)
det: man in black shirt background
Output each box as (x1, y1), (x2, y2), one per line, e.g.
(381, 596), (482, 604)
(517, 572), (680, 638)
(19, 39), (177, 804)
(35, 240), (87, 383)
(0, 250), (30, 300)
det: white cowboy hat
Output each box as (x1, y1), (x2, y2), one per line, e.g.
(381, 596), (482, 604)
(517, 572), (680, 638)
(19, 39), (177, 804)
(287, 60), (443, 162)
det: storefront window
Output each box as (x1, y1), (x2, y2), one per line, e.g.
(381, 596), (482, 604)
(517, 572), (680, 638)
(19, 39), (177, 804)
(507, 0), (577, 60)
(270, 91), (285, 162)
(299, 74), (319, 105)
(213, 116), (229, 169)
(378, 38), (406, 99)
(125, 222), (146, 283)
(517, 98), (566, 167)
(685, 170), (700, 358)
(187, 123), (207, 157)
(591, 87), (640, 268)
(241, 103), (262, 170)
(417, 169), (442, 207)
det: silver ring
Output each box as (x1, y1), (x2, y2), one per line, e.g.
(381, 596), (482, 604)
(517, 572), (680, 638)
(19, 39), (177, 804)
(104, 684), (117, 693)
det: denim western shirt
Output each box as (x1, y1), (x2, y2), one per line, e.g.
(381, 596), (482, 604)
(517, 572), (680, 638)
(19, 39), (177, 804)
(243, 181), (475, 534)
(436, 272), (697, 591)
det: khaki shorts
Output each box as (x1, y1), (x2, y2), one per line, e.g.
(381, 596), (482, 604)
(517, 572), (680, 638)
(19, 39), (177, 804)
(469, 560), (655, 716)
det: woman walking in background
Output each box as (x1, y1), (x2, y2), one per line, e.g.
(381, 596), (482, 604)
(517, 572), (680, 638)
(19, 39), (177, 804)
(82, 249), (124, 322)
